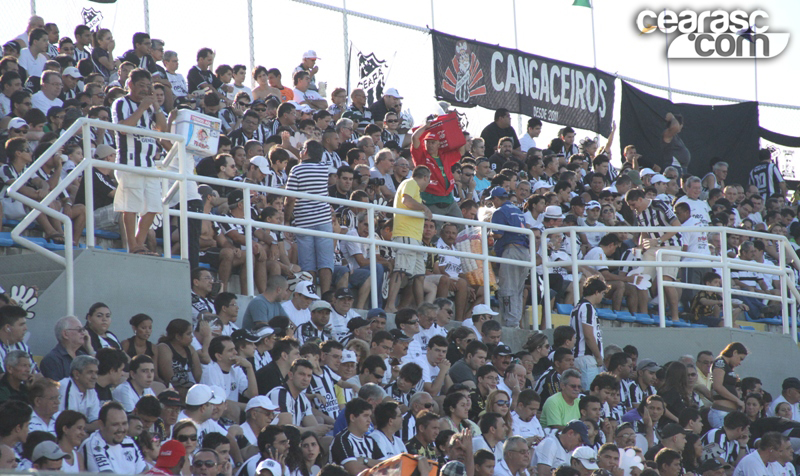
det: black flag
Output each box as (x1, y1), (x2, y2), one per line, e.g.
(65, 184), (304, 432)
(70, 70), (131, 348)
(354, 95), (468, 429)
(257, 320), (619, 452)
(357, 52), (387, 106)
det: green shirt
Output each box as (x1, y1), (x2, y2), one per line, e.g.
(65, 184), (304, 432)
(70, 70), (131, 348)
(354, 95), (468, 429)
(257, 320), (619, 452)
(420, 155), (454, 206)
(540, 392), (581, 428)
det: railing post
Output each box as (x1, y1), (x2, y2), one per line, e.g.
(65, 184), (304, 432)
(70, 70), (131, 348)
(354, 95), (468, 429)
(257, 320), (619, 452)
(529, 228), (538, 330)
(178, 146), (189, 261)
(657, 251), (666, 327)
(541, 230), (552, 330)
(243, 187), (255, 296)
(83, 122), (95, 248)
(480, 223), (490, 316)
(161, 176), (171, 256)
(720, 228), (733, 328)
(791, 299), (798, 343)
(570, 229), (579, 306)
(368, 208), (378, 309)
(778, 240), (789, 335)
(63, 201), (74, 316)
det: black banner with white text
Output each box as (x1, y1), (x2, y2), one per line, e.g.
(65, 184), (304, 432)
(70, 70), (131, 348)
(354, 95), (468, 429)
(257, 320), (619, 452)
(431, 30), (615, 137)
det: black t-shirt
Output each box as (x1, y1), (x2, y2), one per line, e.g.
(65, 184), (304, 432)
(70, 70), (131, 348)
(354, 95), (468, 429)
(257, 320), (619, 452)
(255, 361), (286, 395)
(95, 383), (113, 404)
(76, 169), (117, 209)
(368, 99), (392, 123)
(480, 122), (521, 156)
(187, 66), (222, 94)
(712, 357), (739, 401)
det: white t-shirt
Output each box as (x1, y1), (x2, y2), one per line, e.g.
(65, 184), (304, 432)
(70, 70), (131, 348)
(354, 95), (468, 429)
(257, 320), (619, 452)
(493, 459), (527, 476)
(28, 411), (59, 434)
(462, 319), (482, 341)
(436, 238), (462, 279)
(18, 49), (47, 77)
(676, 196), (712, 226)
(530, 434), (571, 470)
(282, 300), (311, 327)
(733, 450), (770, 476)
(329, 308), (359, 342)
(81, 431), (147, 474)
(370, 430), (407, 460)
(768, 461), (797, 476)
(231, 84), (253, 101)
(409, 355), (440, 393)
(58, 377), (100, 422)
(767, 395), (800, 421)
(167, 72), (189, 97)
(177, 411), (227, 448)
(292, 88), (324, 107)
(0, 94), (12, 117)
(581, 221), (606, 248)
(511, 411), (545, 440)
(473, 436), (504, 464)
(340, 228), (368, 274)
(414, 323), (447, 354)
(111, 380), (156, 412)
(680, 217), (710, 262)
(31, 91), (63, 115)
(583, 246), (608, 272)
(201, 361), (250, 401)
(519, 134), (537, 153)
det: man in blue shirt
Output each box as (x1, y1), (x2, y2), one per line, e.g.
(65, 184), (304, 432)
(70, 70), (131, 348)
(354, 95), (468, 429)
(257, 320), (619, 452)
(489, 187), (531, 327)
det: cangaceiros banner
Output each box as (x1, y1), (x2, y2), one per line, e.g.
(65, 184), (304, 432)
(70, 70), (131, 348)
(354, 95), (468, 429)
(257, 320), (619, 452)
(431, 30), (615, 137)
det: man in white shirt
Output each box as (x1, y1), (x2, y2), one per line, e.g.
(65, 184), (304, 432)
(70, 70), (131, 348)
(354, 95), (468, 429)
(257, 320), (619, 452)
(674, 201), (712, 302)
(31, 70), (63, 114)
(292, 71), (327, 111)
(179, 384), (228, 448)
(281, 280), (319, 327)
(519, 118), (541, 153)
(370, 401), (407, 460)
(163, 50), (188, 98)
(240, 396), (279, 447)
(579, 201), (606, 249)
(200, 336), (257, 414)
(494, 436), (533, 476)
(675, 177), (712, 227)
(329, 288), (360, 342)
(473, 412), (507, 465)
(0, 400), (31, 462)
(58, 355), (101, 431)
(583, 234), (641, 313)
(28, 378), (61, 434)
(267, 359), (332, 436)
(412, 335), (452, 396)
(766, 378), (800, 420)
(18, 28), (49, 78)
(464, 305), (498, 341)
(396, 309), (424, 364)
(111, 354), (156, 413)
(414, 302), (447, 353)
(81, 402), (147, 473)
(532, 420), (591, 475)
(732, 432), (786, 476)
(510, 389), (545, 446)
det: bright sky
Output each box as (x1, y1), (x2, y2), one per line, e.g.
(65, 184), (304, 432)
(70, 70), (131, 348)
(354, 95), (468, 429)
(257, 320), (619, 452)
(5, 0), (799, 174)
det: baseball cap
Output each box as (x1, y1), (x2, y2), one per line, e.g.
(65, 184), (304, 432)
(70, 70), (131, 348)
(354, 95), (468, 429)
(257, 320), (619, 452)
(389, 328), (413, 342)
(570, 196), (585, 207)
(62, 66), (83, 79)
(302, 50), (320, 60)
(490, 186), (508, 198)
(94, 144), (116, 159)
(296, 103), (313, 114)
(640, 168), (656, 177)
(209, 385), (227, 405)
(309, 300), (333, 312)
(295, 281), (320, 299)
(562, 420), (591, 446)
(783, 377), (800, 391)
(8, 117), (28, 130)
(697, 459), (731, 473)
(571, 446), (599, 470)
(384, 87), (403, 99)
(544, 205), (565, 220)
(158, 390), (183, 407)
(532, 180), (552, 192)
(250, 155), (271, 175)
(659, 423), (689, 440)
(347, 317), (369, 331)
(227, 189), (244, 206)
(245, 395), (280, 413)
(650, 173), (670, 184)
(585, 200), (601, 210)
(31, 441), (68, 462)
(440, 461), (467, 476)
(367, 308), (387, 320)
(493, 344), (512, 356)
(256, 459), (283, 476)
(637, 358), (662, 372)
(186, 384), (214, 406)
(232, 329), (260, 343)
(341, 349), (357, 364)
(335, 288), (354, 299)
(253, 326), (275, 340)
(472, 304), (498, 316)
(155, 440), (186, 468)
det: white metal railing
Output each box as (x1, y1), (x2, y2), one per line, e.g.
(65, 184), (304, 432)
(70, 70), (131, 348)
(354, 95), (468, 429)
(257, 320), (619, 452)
(539, 225), (800, 341)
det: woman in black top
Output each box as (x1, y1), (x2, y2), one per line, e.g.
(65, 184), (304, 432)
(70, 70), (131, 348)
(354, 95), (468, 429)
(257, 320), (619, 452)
(156, 319), (203, 397)
(85, 302), (121, 350)
(658, 361), (696, 422)
(523, 332), (552, 381)
(122, 314), (159, 379)
(445, 327), (476, 365)
(709, 342), (748, 428)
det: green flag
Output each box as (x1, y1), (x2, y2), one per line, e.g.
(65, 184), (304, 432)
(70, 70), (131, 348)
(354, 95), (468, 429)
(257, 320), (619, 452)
(573, 0), (592, 7)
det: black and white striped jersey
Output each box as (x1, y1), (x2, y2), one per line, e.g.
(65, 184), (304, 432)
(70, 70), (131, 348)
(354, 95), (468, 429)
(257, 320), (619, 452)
(749, 162), (784, 199)
(633, 199), (683, 247)
(266, 386), (313, 426)
(295, 322), (332, 346)
(308, 366), (341, 419)
(570, 299), (602, 359)
(73, 48), (90, 64)
(112, 96), (159, 168)
(384, 381), (415, 408)
(627, 381), (657, 407)
(321, 150), (343, 173)
(533, 367), (560, 403)
(397, 412), (416, 442)
(701, 427), (740, 464)
(330, 429), (381, 466)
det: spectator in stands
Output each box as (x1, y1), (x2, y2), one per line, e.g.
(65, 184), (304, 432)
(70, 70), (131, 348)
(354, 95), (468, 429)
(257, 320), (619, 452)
(0, 350), (30, 403)
(81, 401), (147, 473)
(31, 70), (62, 114)
(201, 335), (257, 413)
(255, 336), (299, 395)
(84, 302), (121, 350)
(0, 305), (37, 374)
(111, 354), (156, 412)
(411, 119), (464, 224)
(58, 354), (100, 431)
(340, 211), (388, 309)
(242, 275), (289, 331)
(540, 369), (582, 431)
(292, 71), (327, 111)
(27, 378), (60, 434)
(331, 398), (381, 475)
(489, 186), (530, 327)
(156, 319), (203, 392)
(40, 315), (90, 381)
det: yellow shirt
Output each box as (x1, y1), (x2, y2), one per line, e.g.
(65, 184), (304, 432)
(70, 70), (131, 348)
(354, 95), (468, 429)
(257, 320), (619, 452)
(393, 178), (423, 241)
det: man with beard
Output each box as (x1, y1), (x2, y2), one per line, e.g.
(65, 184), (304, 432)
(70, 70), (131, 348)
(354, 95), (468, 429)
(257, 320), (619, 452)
(81, 401), (147, 473)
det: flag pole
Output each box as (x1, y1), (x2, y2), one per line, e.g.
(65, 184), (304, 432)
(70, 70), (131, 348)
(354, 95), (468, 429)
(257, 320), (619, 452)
(343, 0), (349, 94)
(664, 9), (673, 101)
(754, 25), (758, 102)
(590, 0), (597, 68)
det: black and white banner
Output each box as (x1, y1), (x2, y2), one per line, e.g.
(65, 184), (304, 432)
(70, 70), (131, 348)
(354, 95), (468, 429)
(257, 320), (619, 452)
(356, 51), (387, 107)
(431, 30), (615, 137)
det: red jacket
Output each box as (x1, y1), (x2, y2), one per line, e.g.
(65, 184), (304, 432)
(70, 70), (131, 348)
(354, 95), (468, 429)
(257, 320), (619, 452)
(410, 143), (460, 197)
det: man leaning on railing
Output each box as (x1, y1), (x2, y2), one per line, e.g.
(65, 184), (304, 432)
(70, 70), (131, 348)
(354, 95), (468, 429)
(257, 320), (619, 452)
(111, 67), (167, 255)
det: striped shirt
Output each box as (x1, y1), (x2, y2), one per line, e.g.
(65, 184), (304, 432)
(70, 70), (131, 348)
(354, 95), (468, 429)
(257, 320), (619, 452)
(331, 429), (380, 466)
(633, 199), (683, 247)
(749, 162), (784, 199)
(398, 412), (416, 442)
(384, 381), (415, 408)
(285, 161), (331, 228)
(321, 150), (343, 174)
(112, 96), (159, 168)
(73, 47), (91, 64)
(229, 126), (267, 148)
(701, 428), (740, 464)
(308, 366), (340, 419)
(342, 105), (374, 133)
(570, 299), (602, 359)
(627, 381), (656, 407)
(0, 341), (39, 374)
(81, 431), (146, 474)
(294, 322), (331, 345)
(533, 367), (561, 403)
(267, 386), (313, 426)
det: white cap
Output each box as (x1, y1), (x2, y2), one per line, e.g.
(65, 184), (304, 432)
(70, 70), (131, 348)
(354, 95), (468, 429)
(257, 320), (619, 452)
(253, 326), (275, 340)
(341, 350), (358, 364)
(257, 459), (282, 476)
(296, 104), (313, 114)
(310, 300), (333, 312)
(186, 384), (214, 406)
(472, 304), (499, 316)
(249, 156), (270, 175)
(209, 385), (227, 405)
(384, 87), (403, 99)
(532, 180), (553, 192)
(544, 205), (565, 220)
(571, 447), (599, 470)
(639, 168), (656, 177)
(302, 50), (320, 60)
(295, 281), (320, 299)
(8, 117), (28, 130)
(62, 66), (82, 79)
(650, 174), (670, 184)
(585, 200), (601, 210)
(245, 395), (280, 413)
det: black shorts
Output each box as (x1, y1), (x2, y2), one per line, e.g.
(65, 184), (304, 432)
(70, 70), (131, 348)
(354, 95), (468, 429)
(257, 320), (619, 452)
(199, 247), (221, 269)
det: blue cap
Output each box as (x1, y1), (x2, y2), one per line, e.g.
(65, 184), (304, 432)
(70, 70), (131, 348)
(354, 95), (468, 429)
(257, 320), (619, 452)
(562, 420), (591, 446)
(490, 186), (509, 198)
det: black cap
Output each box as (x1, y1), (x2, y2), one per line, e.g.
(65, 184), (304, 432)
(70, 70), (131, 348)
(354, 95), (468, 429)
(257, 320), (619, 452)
(493, 344), (512, 356)
(389, 328), (412, 342)
(232, 329), (259, 343)
(158, 390), (183, 407)
(783, 377), (800, 391)
(659, 423), (689, 440)
(697, 459), (731, 472)
(570, 196), (585, 207)
(2, 41), (20, 53)
(335, 288), (354, 299)
(347, 317), (369, 331)
(227, 189), (244, 207)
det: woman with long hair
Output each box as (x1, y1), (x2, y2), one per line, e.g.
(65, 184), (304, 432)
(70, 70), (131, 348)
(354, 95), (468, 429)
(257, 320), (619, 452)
(287, 431), (325, 476)
(172, 420), (198, 475)
(91, 28), (115, 80)
(522, 332), (552, 380)
(134, 429), (161, 469)
(708, 342), (748, 428)
(440, 392), (481, 435)
(445, 327), (476, 365)
(480, 389), (513, 431)
(56, 410), (87, 473)
(658, 362), (696, 422)
(85, 302), (121, 350)
(681, 433), (703, 474)
(742, 393), (764, 423)
(122, 313), (158, 361)
(156, 319), (203, 394)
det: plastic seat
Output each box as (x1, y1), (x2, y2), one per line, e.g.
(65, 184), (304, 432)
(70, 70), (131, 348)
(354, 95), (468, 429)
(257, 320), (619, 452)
(0, 232), (15, 247)
(739, 325), (755, 330)
(760, 318), (783, 326)
(556, 303), (574, 315)
(634, 313), (655, 325)
(690, 323), (708, 328)
(596, 308), (617, 321)
(95, 229), (121, 240)
(672, 320), (692, 328)
(615, 311), (636, 323)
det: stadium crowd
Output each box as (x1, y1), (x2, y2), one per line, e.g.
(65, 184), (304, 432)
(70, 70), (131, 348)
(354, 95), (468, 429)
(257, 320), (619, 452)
(1, 13), (800, 476)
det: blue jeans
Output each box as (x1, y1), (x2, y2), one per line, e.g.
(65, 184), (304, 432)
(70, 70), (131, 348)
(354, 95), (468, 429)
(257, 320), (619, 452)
(350, 264), (385, 307)
(296, 223), (334, 272)
(575, 355), (602, 392)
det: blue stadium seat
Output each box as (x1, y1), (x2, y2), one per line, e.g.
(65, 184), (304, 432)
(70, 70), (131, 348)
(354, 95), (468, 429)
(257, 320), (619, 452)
(690, 324), (708, 328)
(0, 232), (15, 247)
(556, 303), (574, 315)
(615, 311), (635, 324)
(739, 326), (755, 330)
(634, 313), (655, 325)
(672, 320), (692, 328)
(596, 308), (617, 321)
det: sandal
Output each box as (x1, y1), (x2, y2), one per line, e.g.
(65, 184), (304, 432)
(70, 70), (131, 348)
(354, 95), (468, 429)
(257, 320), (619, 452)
(131, 248), (159, 256)
(45, 233), (65, 245)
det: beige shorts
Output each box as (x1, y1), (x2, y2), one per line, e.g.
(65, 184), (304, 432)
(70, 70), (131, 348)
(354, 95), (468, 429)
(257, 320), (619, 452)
(113, 170), (162, 214)
(393, 237), (425, 276)
(642, 245), (681, 280)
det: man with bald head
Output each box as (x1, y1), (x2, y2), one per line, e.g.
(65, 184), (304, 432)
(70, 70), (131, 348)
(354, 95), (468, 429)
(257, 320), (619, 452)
(0, 444), (16, 469)
(40, 316), (90, 381)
